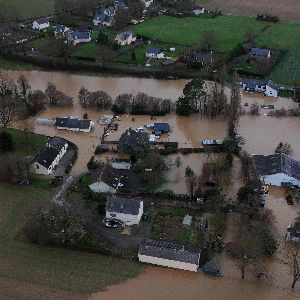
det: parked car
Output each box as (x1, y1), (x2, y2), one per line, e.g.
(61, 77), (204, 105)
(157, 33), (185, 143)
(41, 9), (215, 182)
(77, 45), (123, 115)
(104, 219), (120, 228)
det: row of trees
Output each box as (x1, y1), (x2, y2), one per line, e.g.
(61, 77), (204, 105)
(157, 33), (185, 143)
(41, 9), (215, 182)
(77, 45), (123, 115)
(78, 87), (172, 115)
(0, 72), (73, 127)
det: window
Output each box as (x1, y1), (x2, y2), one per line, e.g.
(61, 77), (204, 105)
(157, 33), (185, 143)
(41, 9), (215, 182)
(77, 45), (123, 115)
(36, 164), (39, 169)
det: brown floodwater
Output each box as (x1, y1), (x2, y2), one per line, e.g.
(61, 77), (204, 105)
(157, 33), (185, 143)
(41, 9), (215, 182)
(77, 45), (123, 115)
(3, 69), (300, 298)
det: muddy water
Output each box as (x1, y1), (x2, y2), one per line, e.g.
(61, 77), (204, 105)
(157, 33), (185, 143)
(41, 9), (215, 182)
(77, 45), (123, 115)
(3, 69), (300, 298)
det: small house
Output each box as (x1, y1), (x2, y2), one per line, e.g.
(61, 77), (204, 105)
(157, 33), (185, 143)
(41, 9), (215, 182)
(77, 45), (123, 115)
(249, 48), (271, 60)
(32, 18), (50, 30)
(112, 158), (132, 170)
(106, 196), (143, 225)
(55, 117), (94, 132)
(138, 239), (201, 272)
(31, 136), (68, 175)
(115, 31), (136, 46)
(265, 80), (279, 97)
(242, 78), (267, 93)
(252, 154), (300, 187)
(153, 122), (170, 134)
(53, 25), (70, 38)
(68, 31), (91, 45)
(118, 128), (149, 153)
(146, 46), (164, 59)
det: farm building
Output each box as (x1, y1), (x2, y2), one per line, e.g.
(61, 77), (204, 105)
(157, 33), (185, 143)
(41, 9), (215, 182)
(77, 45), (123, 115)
(138, 239), (201, 272)
(146, 46), (164, 59)
(115, 31), (136, 46)
(32, 18), (50, 30)
(119, 128), (149, 153)
(31, 136), (68, 175)
(68, 31), (91, 45)
(55, 117), (94, 132)
(252, 154), (300, 187)
(106, 196), (143, 226)
(249, 48), (271, 60)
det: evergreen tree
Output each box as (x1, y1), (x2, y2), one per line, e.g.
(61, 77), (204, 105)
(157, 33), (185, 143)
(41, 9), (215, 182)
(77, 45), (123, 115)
(0, 131), (14, 152)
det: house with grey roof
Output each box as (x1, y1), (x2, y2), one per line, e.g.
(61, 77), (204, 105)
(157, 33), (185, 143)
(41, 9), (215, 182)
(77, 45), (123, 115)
(249, 47), (271, 60)
(242, 78), (267, 93)
(55, 117), (94, 132)
(106, 196), (143, 225)
(265, 80), (279, 97)
(93, 12), (114, 26)
(31, 136), (68, 175)
(68, 30), (91, 45)
(118, 128), (149, 153)
(138, 239), (201, 272)
(115, 31), (136, 46)
(146, 46), (164, 59)
(252, 154), (300, 187)
(53, 25), (70, 38)
(32, 18), (50, 30)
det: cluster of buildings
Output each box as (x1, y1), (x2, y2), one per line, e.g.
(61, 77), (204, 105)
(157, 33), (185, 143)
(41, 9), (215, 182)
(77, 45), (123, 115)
(242, 78), (279, 97)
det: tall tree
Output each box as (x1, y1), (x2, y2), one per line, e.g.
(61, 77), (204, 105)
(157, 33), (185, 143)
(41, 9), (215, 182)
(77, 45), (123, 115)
(0, 96), (18, 127)
(185, 166), (197, 197)
(78, 87), (89, 108)
(16, 75), (34, 115)
(201, 30), (217, 51)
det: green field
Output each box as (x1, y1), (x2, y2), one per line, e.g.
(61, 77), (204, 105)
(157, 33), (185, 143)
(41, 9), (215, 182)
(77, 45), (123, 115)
(0, 183), (144, 299)
(0, 58), (36, 70)
(133, 15), (268, 53)
(0, 0), (55, 20)
(0, 128), (47, 156)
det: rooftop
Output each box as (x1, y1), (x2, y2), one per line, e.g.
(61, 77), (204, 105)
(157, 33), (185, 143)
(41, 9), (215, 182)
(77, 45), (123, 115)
(34, 147), (59, 168)
(250, 47), (270, 58)
(34, 18), (49, 25)
(106, 196), (142, 215)
(147, 46), (163, 55)
(139, 239), (201, 265)
(55, 117), (92, 130)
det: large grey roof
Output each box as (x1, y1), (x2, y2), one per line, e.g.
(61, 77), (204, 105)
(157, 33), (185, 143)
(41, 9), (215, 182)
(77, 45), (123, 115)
(250, 47), (270, 58)
(34, 18), (48, 25)
(147, 46), (163, 55)
(48, 136), (67, 152)
(69, 31), (90, 40)
(106, 197), (142, 215)
(252, 154), (300, 181)
(35, 147), (59, 168)
(119, 128), (149, 148)
(55, 117), (92, 130)
(139, 239), (201, 264)
(117, 31), (134, 40)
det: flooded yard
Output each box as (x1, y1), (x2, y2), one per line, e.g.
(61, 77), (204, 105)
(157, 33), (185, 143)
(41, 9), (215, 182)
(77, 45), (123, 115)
(3, 69), (300, 299)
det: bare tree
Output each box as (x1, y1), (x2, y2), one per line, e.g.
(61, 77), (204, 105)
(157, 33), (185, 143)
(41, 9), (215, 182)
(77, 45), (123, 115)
(78, 87), (89, 109)
(286, 244), (300, 289)
(245, 28), (256, 43)
(275, 142), (293, 156)
(16, 75), (33, 114)
(113, 93), (133, 114)
(249, 102), (260, 116)
(201, 30), (217, 51)
(89, 90), (112, 110)
(175, 156), (182, 168)
(113, 7), (131, 28)
(185, 166), (197, 197)
(45, 82), (73, 107)
(0, 96), (18, 127)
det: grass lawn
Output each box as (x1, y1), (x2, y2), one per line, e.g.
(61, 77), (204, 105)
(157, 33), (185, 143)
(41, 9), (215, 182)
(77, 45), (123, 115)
(269, 42), (300, 86)
(72, 43), (103, 60)
(0, 128), (47, 156)
(27, 36), (52, 48)
(0, 0), (54, 21)
(132, 15), (268, 53)
(0, 58), (36, 70)
(0, 182), (144, 299)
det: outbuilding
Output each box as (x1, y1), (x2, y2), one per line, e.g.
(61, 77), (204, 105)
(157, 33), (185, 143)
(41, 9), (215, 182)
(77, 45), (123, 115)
(106, 196), (144, 225)
(32, 18), (50, 30)
(138, 239), (201, 272)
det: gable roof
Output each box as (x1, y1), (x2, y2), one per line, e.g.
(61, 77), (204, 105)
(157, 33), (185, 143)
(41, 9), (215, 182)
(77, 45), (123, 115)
(54, 25), (69, 33)
(106, 196), (142, 215)
(48, 136), (67, 152)
(267, 80), (279, 91)
(117, 31), (134, 41)
(252, 154), (300, 181)
(34, 18), (49, 25)
(69, 31), (90, 40)
(55, 117), (92, 130)
(147, 46), (163, 55)
(242, 78), (267, 88)
(249, 47), (270, 58)
(153, 122), (170, 132)
(104, 6), (115, 15)
(139, 239), (201, 264)
(119, 128), (149, 148)
(34, 147), (59, 168)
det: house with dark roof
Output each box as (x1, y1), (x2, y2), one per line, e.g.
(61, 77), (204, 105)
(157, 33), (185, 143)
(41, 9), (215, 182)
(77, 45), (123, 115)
(31, 136), (68, 175)
(106, 196), (143, 225)
(242, 78), (267, 93)
(93, 12), (114, 26)
(153, 122), (170, 135)
(138, 238), (201, 272)
(118, 128), (149, 153)
(252, 154), (300, 187)
(32, 18), (50, 30)
(146, 46), (164, 59)
(265, 80), (279, 97)
(55, 117), (94, 132)
(249, 47), (271, 60)
(115, 31), (136, 46)
(68, 30), (91, 45)
(53, 25), (70, 38)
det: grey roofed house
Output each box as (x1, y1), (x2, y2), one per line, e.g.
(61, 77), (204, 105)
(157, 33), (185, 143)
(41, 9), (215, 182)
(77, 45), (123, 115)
(34, 147), (60, 169)
(249, 47), (270, 59)
(69, 30), (90, 40)
(193, 51), (213, 65)
(34, 17), (49, 25)
(55, 117), (92, 130)
(54, 25), (69, 33)
(119, 128), (149, 153)
(139, 239), (201, 265)
(267, 79), (279, 92)
(47, 136), (67, 152)
(117, 31), (134, 41)
(104, 6), (115, 15)
(147, 46), (163, 55)
(252, 154), (300, 181)
(106, 197), (142, 215)
(242, 78), (267, 90)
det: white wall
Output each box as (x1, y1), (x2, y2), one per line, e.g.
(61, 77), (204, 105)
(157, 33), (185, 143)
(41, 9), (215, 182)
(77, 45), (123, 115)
(32, 21), (49, 30)
(261, 173), (300, 187)
(265, 86), (278, 97)
(138, 254), (199, 272)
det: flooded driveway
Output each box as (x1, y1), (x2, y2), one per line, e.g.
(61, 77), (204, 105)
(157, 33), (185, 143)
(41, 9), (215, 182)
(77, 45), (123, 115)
(3, 69), (300, 298)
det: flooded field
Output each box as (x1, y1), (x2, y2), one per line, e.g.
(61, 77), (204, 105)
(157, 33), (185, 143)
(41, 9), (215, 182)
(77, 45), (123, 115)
(3, 69), (300, 299)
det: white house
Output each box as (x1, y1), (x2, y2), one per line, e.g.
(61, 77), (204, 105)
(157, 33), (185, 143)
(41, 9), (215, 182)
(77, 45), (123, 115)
(68, 31), (91, 45)
(138, 239), (201, 272)
(265, 80), (279, 97)
(146, 46), (164, 59)
(55, 117), (94, 132)
(31, 136), (68, 175)
(115, 31), (136, 46)
(242, 78), (267, 93)
(105, 197), (143, 226)
(32, 18), (50, 30)
(252, 154), (300, 187)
